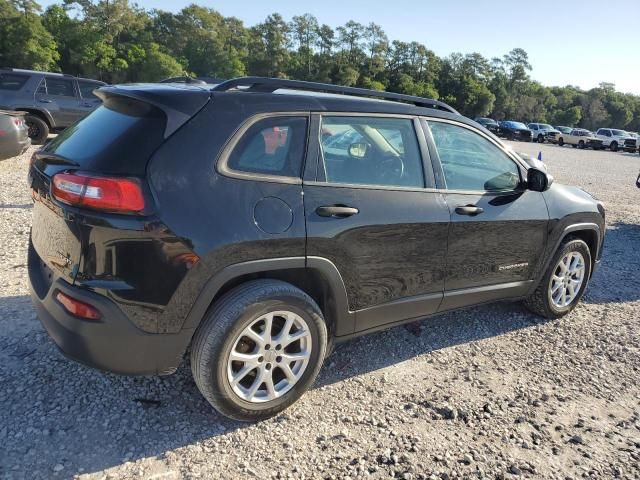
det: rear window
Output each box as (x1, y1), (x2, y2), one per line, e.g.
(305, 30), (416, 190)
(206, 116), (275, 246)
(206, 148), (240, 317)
(0, 73), (29, 91)
(43, 97), (166, 175)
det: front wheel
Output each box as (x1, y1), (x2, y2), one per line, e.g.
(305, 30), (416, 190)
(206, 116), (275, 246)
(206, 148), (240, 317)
(610, 141), (618, 152)
(538, 134), (545, 143)
(190, 279), (327, 421)
(524, 238), (591, 319)
(558, 137), (564, 146)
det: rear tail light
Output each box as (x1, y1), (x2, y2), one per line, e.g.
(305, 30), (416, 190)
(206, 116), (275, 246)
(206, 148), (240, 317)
(56, 291), (101, 320)
(52, 172), (145, 214)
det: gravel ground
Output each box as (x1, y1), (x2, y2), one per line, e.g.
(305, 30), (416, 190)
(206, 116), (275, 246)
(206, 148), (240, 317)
(0, 142), (639, 480)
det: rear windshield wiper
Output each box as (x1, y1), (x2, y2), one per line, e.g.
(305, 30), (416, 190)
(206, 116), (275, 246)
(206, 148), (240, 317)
(34, 152), (79, 167)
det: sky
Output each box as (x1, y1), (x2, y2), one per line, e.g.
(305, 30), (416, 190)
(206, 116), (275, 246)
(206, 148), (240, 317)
(38, 0), (640, 94)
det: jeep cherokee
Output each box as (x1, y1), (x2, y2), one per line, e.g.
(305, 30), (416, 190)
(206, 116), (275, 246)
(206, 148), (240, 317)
(28, 77), (606, 421)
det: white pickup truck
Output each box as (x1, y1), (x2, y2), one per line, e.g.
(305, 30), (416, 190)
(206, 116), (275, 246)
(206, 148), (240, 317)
(595, 128), (634, 152)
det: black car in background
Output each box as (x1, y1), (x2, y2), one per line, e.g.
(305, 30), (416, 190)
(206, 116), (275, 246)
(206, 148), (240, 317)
(28, 77), (605, 421)
(499, 121), (533, 141)
(0, 68), (105, 144)
(474, 117), (500, 134)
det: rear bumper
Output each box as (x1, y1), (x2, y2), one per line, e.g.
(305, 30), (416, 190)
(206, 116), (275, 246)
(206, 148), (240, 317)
(0, 129), (30, 160)
(28, 241), (194, 375)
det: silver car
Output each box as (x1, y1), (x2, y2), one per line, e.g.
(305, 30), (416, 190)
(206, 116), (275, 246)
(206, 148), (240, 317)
(0, 110), (30, 160)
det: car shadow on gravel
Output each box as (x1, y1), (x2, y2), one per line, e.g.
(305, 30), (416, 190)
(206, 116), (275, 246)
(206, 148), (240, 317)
(582, 222), (640, 305)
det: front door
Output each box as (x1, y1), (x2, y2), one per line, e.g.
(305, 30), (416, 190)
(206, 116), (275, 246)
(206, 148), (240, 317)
(423, 119), (549, 311)
(304, 114), (450, 335)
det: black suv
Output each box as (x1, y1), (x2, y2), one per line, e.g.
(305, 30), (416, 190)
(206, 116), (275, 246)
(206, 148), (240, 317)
(0, 68), (105, 144)
(28, 77), (605, 421)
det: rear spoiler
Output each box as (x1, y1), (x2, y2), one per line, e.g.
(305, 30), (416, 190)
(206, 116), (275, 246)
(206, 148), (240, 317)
(94, 84), (211, 138)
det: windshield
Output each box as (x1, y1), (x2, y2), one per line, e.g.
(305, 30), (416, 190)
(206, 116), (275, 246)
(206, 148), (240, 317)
(612, 129), (627, 136)
(476, 118), (496, 125)
(507, 122), (528, 129)
(539, 124), (553, 130)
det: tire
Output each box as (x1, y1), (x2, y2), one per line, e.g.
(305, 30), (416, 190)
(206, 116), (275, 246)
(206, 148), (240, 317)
(558, 137), (564, 146)
(610, 141), (618, 152)
(24, 114), (49, 145)
(572, 144), (577, 148)
(524, 238), (592, 319)
(190, 279), (328, 421)
(537, 134), (545, 143)
(578, 140), (585, 149)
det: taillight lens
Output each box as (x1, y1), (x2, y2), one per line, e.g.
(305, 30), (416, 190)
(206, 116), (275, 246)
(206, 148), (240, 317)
(56, 291), (101, 320)
(52, 172), (145, 214)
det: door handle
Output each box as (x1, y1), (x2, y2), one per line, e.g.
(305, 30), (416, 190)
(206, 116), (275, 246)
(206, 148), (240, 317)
(81, 103), (93, 107)
(39, 99), (52, 103)
(455, 204), (484, 216)
(316, 205), (359, 218)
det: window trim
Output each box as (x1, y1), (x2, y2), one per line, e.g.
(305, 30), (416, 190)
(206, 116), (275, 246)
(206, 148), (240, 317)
(314, 112), (436, 191)
(422, 117), (527, 195)
(216, 112), (310, 185)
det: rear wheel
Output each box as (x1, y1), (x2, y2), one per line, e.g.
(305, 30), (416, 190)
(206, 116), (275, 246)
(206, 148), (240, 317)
(24, 114), (49, 145)
(610, 141), (618, 152)
(524, 238), (591, 319)
(190, 280), (327, 421)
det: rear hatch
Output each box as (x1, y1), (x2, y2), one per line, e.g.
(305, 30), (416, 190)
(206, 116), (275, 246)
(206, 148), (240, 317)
(29, 84), (211, 284)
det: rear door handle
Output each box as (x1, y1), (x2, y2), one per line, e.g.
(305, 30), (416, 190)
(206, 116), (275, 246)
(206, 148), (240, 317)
(455, 204), (484, 216)
(316, 205), (359, 218)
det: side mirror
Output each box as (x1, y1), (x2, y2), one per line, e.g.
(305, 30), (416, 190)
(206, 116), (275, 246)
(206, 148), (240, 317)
(348, 142), (369, 159)
(527, 167), (554, 192)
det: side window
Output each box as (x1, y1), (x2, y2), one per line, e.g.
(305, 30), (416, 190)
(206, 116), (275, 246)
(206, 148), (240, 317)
(226, 116), (308, 178)
(428, 121), (521, 192)
(320, 116), (424, 188)
(79, 81), (101, 100)
(0, 73), (29, 91)
(44, 77), (75, 97)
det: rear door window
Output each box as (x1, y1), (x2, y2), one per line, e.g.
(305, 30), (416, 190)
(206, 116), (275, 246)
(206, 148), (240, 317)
(319, 116), (424, 188)
(0, 73), (29, 90)
(43, 77), (75, 97)
(225, 116), (308, 178)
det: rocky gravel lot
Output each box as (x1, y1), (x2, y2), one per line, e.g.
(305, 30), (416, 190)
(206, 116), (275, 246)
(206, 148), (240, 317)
(0, 142), (639, 480)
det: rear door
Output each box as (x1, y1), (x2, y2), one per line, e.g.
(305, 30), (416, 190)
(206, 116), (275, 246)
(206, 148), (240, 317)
(35, 76), (81, 126)
(423, 119), (549, 310)
(304, 114), (450, 335)
(77, 80), (103, 117)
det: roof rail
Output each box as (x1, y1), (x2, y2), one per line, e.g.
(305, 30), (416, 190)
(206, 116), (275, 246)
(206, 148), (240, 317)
(0, 67), (73, 77)
(212, 76), (459, 114)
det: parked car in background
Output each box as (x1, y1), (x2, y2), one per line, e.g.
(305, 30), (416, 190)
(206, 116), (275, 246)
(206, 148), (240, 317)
(0, 68), (105, 144)
(595, 128), (634, 152)
(474, 117), (500, 134)
(623, 132), (638, 153)
(555, 126), (573, 135)
(498, 121), (533, 141)
(528, 123), (561, 143)
(558, 128), (604, 150)
(0, 109), (30, 160)
(28, 77), (605, 421)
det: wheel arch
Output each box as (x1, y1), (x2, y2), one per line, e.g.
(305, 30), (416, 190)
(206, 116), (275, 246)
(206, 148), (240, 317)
(182, 256), (354, 337)
(537, 223), (601, 288)
(15, 108), (54, 127)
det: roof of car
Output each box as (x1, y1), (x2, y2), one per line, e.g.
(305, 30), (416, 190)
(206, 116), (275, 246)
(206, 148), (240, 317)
(98, 78), (477, 131)
(0, 68), (105, 84)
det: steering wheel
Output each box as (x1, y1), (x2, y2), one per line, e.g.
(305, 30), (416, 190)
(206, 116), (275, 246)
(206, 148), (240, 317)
(377, 152), (405, 183)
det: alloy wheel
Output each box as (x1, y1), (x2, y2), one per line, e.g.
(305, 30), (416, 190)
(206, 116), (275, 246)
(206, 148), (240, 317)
(548, 251), (586, 308)
(226, 310), (312, 403)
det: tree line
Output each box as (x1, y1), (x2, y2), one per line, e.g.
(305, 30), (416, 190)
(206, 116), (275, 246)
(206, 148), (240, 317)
(2, 0), (639, 131)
